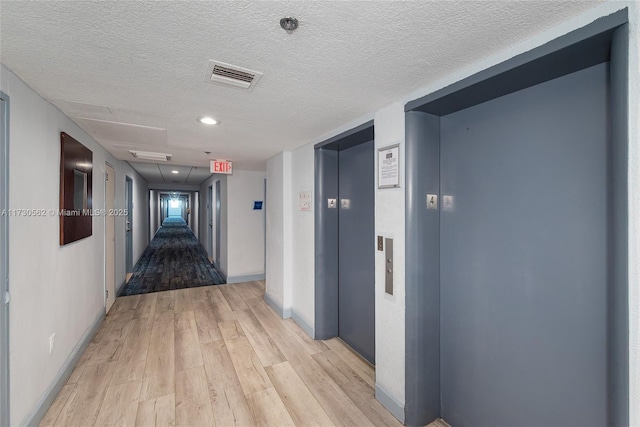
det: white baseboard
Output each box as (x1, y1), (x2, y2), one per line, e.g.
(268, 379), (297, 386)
(263, 292), (291, 319)
(291, 309), (314, 339)
(226, 273), (265, 284)
(375, 383), (405, 424)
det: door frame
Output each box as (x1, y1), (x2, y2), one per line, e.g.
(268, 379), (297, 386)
(125, 176), (133, 273)
(104, 163), (116, 311)
(215, 180), (221, 267)
(404, 10), (629, 426)
(263, 178), (267, 274)
(208, 185), (213, 259)
(313, 121), (374, 340)
(1, 91), (11, 427)
(182, 195), (188, 224)
(160, 195), (167, 224)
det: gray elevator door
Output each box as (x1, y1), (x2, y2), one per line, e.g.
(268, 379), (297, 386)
(439, 63), (609, 426)
(338, 141), (375, 363)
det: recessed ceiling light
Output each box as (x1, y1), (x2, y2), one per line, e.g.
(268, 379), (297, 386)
(171, 170), (179, 174)
(198, 116), (218, 125)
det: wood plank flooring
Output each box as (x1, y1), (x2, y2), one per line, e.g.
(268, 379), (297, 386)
(41, 281), (438, 427)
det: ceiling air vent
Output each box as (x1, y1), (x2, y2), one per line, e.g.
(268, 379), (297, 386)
(204, 60), (263, 91)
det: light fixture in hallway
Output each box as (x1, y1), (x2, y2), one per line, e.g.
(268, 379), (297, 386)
(198, 116), (218, 125)
(171, 170), (179, 174)
(129, 150), (172, 162)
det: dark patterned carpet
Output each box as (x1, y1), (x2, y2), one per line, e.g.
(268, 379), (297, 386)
(121, 217), (226, 296)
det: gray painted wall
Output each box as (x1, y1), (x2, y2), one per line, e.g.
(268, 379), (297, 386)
(609, 23), (630, 427)
(314, 149), (339, 339)
(0, 91), (10, 427)
(314, 123), (375, 342)
(337, 140), (375, 363)
(404, 111), (441, 425)
(439, 63), (609, 426)
(404, 12), (630, 426)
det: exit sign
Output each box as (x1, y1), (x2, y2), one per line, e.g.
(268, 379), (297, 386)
(210, 159), (233, 174)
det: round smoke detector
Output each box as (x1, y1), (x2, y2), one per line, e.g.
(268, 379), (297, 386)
(280, 17), (299, 32)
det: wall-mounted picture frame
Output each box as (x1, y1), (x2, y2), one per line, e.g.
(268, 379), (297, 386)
(60, 132), (93, 245)
(378, 143), (400, 188)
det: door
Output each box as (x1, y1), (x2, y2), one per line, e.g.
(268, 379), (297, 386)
(125, 177), (133, 273)
(105, 164), (116, 312)
(193, 192), (199, 239)
(215, 180), (221, 266)
(208, 185), (213, 259)
(439, 63), (608, 426)
(182, 196), (188, 224)
(161, 196), (167, 224)
(338, 140), (375, 363)
(0, 92), (10, 426)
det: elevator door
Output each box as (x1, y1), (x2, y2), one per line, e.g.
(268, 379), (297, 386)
(338, 140), (375, 363)
(439, 63), (608, 426)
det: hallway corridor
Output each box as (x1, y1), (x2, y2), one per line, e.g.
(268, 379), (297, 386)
(122, 217), (225, 296)
(39, 282), (407, 427)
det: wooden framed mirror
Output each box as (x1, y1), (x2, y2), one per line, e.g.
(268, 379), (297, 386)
(60, 132), (92, 245)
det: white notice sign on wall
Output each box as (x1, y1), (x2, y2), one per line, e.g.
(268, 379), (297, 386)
(298, 191), (312, 211)
(378, 144), (400, 188)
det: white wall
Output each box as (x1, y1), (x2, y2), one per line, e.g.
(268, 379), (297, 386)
(198, 171), (265, 282)
(290, 145), (315, 329)
(373, 103), (406, 402)
(1, 64), (149, 425)
(265, 152), (293, 312)
(274, 0), (639, 420)
(226, 170), (266, 281)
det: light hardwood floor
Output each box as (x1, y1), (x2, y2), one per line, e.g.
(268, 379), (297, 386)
(41, 281), (440, 427)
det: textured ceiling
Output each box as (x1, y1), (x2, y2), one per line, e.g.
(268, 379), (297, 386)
(128, 162), (213, 186)
(0, 0), (602, 181)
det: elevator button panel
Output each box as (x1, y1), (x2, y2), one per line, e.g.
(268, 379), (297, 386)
(385, 237), (394, 295)
(443, 195), (455, 212)
(427, 194), (438, 210)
